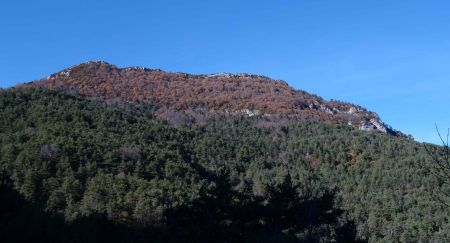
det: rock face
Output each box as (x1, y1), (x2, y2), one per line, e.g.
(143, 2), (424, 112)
(359, 119), (388, 133)
(23, 61), (400, 135)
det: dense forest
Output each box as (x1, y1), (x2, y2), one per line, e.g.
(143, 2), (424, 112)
(0, 87), (449, 242)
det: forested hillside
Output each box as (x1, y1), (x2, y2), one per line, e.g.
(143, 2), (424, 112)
(0, 87), (448, 242)
(24, 61), (402, 135)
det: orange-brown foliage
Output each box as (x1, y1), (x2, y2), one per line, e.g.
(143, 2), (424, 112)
(26, 61), (379, 126)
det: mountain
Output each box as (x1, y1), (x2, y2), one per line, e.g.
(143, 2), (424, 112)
(3, 62), (447, 242)
(23, 61), (400, 135)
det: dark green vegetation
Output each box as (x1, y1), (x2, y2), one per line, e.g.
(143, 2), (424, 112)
(0, 87), (449, 242)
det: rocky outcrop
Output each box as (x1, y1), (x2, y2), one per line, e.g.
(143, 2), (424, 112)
(359, 119), (388, 133)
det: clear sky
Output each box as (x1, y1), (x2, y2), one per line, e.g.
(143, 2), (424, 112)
(1, 0), (449, 144)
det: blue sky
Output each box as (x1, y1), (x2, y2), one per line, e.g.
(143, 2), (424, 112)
(1, 0), (449, 144)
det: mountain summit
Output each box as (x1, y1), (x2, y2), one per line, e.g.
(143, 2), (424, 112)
(24, 61), (399, 135)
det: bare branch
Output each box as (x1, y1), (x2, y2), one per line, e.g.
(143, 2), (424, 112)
(421, 125), (450, 207)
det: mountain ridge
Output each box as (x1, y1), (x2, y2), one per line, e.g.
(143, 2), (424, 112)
(22, 61), (403, 136)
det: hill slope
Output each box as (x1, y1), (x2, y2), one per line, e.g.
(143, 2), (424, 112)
(0, 87), (448, 242)
(24, 61), (399, 135)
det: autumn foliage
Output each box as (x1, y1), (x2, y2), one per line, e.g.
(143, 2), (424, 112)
(26, 61), (379, 126)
